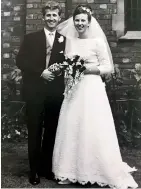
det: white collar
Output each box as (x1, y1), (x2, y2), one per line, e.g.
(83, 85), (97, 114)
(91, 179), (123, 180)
(44, 27), (56, 36)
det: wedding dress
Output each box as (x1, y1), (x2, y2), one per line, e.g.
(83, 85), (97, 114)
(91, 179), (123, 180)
(52, 37), (138, 189)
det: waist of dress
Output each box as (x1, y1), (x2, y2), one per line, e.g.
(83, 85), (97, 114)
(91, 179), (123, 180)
(83, 74), (105, 84)
(84, 74), (101, 78)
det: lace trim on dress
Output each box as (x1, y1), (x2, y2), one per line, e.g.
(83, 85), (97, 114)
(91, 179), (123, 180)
(54, 168), (138, 189)
(55, 175), (137, 189)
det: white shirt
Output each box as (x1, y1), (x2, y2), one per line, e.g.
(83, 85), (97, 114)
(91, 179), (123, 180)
(44, 27), (56, 48)
(43, 28), (56, 68)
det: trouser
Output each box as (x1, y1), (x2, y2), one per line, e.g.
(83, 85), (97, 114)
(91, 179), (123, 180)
(26, 95), (63, 175)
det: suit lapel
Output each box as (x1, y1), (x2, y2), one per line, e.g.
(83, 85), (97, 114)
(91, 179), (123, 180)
(39, 29), (46, 51)
(49, 32), (61, 66)
(38, 29), (46, 68)
(52, 31), (60, 50)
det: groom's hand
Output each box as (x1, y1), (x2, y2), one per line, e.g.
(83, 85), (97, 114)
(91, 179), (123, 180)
(41, 69), (55, 81)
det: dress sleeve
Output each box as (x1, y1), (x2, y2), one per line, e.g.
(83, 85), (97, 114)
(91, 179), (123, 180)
(95, 38), (113, 75)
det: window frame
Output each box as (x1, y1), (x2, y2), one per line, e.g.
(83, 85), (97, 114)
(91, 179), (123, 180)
(125, 0), (141, 31)
(112, 0), (141, 40)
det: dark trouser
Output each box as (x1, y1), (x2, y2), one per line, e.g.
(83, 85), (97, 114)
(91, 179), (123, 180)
(26, 101), (44, 175)
(41, 96), (63, 176)
(26, 94), (63, 176)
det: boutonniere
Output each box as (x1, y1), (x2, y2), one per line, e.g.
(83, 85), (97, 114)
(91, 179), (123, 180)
(60, 51), (64, 53)
(58, 36), (64, 43)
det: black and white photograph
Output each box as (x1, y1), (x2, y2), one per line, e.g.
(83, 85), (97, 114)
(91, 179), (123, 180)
(1, 0), (141, 188)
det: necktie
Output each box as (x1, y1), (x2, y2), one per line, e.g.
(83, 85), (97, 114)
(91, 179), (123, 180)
(49, 32), (54, 47)
(46, 44), (52, 68)
(45, 33), (54, 68)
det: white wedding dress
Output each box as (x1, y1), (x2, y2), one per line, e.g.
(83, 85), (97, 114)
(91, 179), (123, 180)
(52, 37), (138, 189)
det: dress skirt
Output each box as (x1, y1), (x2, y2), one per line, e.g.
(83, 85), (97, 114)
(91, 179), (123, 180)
(52, 75), (138, 189)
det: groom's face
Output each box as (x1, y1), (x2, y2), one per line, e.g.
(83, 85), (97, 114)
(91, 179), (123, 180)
(43, 9), (61, 31)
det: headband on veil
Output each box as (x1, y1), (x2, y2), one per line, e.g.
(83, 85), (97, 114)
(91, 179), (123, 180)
(57, 16), (114, 73)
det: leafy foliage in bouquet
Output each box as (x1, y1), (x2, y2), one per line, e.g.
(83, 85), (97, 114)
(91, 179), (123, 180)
(62, 55), (86, 96)
(64, 55), (86, 77)
(48, 55), (86, 96)
(48, 55), (85, 76)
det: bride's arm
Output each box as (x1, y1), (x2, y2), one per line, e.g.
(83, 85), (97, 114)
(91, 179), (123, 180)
(84, 38), (113, 75)
(95, 38), (113, 75)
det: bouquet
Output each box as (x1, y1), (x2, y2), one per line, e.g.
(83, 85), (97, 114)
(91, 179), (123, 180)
(48, 55), (86, 96)
(47, 63), (63, 76)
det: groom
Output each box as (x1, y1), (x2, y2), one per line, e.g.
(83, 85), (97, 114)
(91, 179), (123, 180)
(16, 1), (66, 185)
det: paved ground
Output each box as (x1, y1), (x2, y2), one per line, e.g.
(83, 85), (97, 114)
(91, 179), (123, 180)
(1, 142), (141, 188)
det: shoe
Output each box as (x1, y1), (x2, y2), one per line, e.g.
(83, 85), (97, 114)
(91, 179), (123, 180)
(29, 173), (40, 185)
(58, 180), (71, 185)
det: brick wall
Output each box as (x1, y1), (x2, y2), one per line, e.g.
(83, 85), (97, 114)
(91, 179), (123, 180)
(1, 0), (26, 69)
(1, 0), (26, 101)
(1, 0), (141, 100)
(26, 0), (66, 34)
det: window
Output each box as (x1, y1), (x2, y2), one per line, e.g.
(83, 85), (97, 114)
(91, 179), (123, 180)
(112, 0), (141, 39)
(125, 0), (141, 31)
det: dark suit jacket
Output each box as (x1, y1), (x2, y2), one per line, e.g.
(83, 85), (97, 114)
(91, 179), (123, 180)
(16, 30), (66, 102)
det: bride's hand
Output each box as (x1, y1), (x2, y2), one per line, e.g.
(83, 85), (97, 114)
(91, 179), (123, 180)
(84, 63), (100, 75)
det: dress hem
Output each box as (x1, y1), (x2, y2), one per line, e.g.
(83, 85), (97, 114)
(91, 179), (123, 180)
(53, 170), (138, 189)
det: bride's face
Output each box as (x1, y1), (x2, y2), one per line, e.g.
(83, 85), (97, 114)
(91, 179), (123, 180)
(74, 13), (90, 35)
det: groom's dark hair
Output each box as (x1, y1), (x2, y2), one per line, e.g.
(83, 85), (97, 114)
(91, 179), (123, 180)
(42, 1), (62, 16)
(73, 4), (92, 22)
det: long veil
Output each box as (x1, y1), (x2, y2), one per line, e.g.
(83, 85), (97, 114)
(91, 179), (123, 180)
(57, 17), (114, 73)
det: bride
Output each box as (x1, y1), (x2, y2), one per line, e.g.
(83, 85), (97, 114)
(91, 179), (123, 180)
(52, 4), (138, 189)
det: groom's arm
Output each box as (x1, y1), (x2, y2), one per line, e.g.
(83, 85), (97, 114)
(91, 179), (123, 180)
(16, 35), (44, 76)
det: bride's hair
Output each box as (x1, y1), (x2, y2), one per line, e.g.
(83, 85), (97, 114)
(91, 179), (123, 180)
(73, 4), (92, 22)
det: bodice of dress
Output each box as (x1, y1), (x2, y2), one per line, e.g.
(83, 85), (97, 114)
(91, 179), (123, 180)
(65, 38), (98, 64)
(65, 37), (113, 75)
(65, 38), (99, 65)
